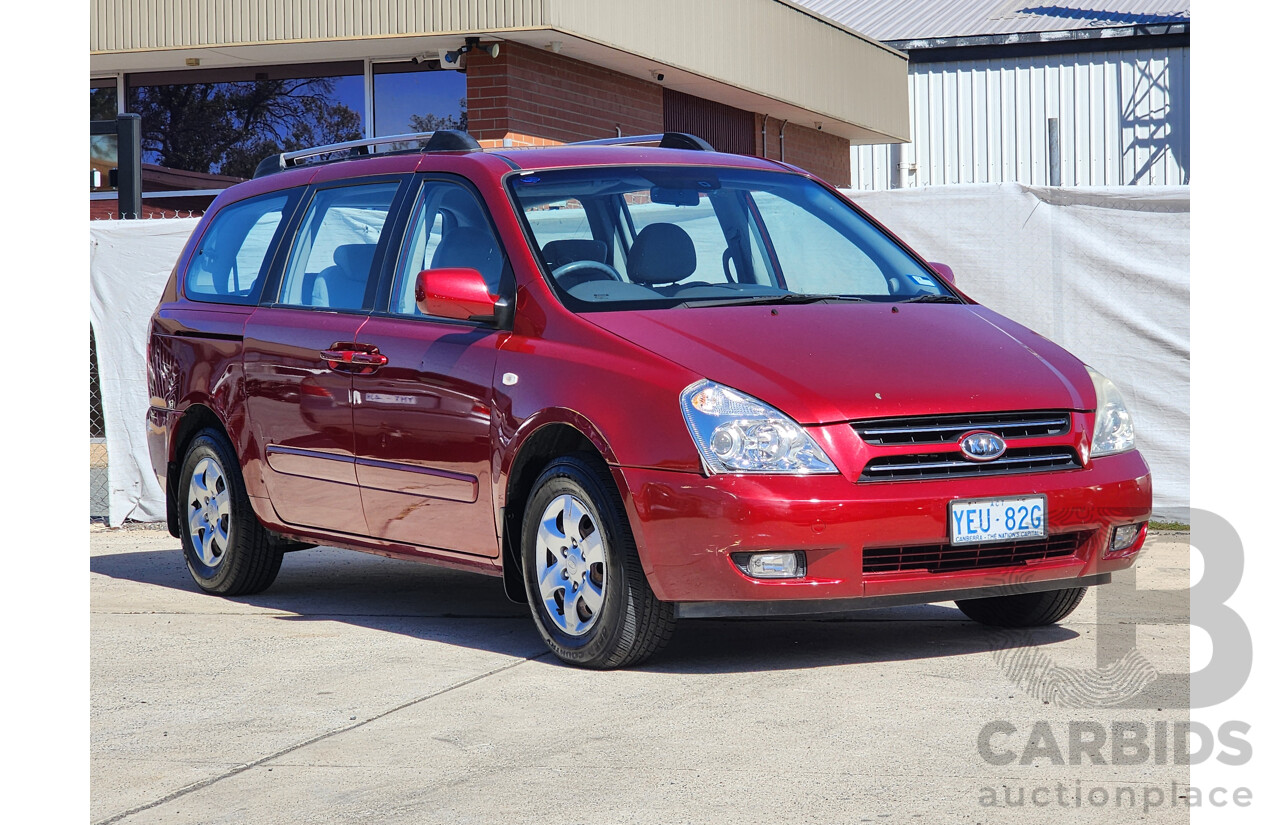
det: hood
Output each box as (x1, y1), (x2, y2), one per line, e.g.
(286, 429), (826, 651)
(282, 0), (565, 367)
(584, 303), (1091, 424)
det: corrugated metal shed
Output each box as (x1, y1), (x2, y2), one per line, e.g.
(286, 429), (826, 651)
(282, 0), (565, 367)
(796, 0), (1190, 41)
(850, 45), (1190, 188)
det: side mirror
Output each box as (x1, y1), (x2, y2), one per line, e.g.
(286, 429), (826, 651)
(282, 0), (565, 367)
(415, 268), (509, 325)
(929, 262), (955, 284)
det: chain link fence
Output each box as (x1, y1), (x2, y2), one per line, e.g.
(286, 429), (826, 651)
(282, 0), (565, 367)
(90, 326), (109, 520)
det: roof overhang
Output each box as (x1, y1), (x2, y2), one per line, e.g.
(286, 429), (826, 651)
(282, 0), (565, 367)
(887, 21), (1189, 62)
(89, 0), (910, 144)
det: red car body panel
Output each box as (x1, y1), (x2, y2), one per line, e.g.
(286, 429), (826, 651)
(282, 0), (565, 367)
(352, 315), (501, 556)
(243, 307), (370, 535)
(619, 450), (1150, 604)
(580, 303), (1090, 424)
(146, 142), (1153, 614)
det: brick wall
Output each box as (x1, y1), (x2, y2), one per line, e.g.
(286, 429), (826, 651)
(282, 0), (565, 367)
(467, 42), (663, 146)
(465, 40), (852, 186)
(755, 116), (851, 187)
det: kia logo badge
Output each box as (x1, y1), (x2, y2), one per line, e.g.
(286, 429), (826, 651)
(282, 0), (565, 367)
(959, 431), (1006, 462)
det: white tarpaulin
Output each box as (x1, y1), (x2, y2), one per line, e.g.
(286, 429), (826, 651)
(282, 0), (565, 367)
(90, 183), (1188, 522)
(844, 183), (1189, 512)
(90, 218), (199, 525)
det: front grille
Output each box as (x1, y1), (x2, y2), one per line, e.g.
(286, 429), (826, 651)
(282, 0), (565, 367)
(863, 532), (1086, 574)
(853, 411), (1071, 446)
(859, 447), (1081, 482)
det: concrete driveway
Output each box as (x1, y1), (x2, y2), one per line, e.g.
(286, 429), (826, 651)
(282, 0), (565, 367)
(91, 525), (1191, 824)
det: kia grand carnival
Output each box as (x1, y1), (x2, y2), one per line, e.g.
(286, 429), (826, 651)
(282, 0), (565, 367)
(147, 131), (1151, 668)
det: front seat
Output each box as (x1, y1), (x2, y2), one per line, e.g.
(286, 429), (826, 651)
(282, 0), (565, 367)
(626, 223), (697, 294)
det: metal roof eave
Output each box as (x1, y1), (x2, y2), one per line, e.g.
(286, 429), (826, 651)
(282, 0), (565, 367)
(886, 21), (1189, 53)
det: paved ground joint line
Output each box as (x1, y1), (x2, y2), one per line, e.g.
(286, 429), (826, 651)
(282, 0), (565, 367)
(93, 651), (550, 825)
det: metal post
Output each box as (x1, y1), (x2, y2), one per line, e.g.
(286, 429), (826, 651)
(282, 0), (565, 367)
(116, 113), (143, 219)
(1047, 117), (1061, 187)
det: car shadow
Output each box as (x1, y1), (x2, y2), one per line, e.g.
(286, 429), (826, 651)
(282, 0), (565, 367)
(92, 542), (1079, 674)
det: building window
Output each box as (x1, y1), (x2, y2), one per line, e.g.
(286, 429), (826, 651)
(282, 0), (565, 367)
(91, 79), (119, 193)
(91, 78), (118, 120)
(125, 63), (365, 182)
(372, 61), (467, 136)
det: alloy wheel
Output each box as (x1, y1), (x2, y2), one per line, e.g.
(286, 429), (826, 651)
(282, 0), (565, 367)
(534, 493), (607, 636)
(187, 456), (232, 568)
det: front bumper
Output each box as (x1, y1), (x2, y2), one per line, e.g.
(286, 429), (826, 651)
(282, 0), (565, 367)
(617, 449), (1151, 611)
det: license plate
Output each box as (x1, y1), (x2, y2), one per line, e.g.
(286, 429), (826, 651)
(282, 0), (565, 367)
(949, 495), (1047, 545)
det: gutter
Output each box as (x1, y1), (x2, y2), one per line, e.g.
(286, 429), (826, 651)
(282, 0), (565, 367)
(886, 22), (1189, 55)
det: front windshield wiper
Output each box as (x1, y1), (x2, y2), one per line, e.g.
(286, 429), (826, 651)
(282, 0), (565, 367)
(900, 293), (967, 304)
(675, 293), (867, 309)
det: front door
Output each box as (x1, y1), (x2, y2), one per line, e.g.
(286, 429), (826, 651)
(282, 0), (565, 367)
(352, 178), (508, 556)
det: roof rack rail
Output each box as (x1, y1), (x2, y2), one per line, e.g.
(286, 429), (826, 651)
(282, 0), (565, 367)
(252, 129), (481, 178)
(572, 132), (715, 151)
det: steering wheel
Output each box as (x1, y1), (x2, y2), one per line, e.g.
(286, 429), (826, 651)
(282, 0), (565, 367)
(552, 259), (623, 290)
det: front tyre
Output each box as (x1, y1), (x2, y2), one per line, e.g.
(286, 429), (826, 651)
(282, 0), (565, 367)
(955, 586), (1088, 627)
(178, 429), (283, 596)
(521, 455), (675, 668)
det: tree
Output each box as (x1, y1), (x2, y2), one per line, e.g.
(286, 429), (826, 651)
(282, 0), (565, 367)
(90, 87), (117, 121)
(128, 78), (362, 179)
(408, 97), (468, 133)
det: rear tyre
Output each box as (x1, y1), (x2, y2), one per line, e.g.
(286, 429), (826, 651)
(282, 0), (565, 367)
(521, 455), (676, 668)
(955, 587), (1088, 627)
(178, 429), (283, 596)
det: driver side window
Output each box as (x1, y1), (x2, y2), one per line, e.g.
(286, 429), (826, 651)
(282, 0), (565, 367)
(391, 181), (506, 316)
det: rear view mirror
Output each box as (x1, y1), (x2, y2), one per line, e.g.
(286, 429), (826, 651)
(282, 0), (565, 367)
(929, 262), (955, 284)
(650, 187), (700, 207)
(415, 268), (508, 325)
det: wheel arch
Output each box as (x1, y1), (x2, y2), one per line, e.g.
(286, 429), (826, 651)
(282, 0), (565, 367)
(498, 417), (620, 603)
(166, 404), (228, 538)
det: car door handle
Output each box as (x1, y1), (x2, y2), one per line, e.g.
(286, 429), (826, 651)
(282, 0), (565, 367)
(348, 351), (389, 368)
(321, 345), (389, 373)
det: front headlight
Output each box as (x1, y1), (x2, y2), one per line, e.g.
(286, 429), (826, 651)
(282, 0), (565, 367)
(679, 380), (838, 474)
(1087, 367), (1135, 457)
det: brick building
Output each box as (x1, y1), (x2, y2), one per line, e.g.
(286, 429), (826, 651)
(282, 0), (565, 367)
(90, 0), (909, 213)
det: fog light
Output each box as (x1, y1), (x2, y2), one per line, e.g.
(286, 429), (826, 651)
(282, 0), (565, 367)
(1110, 523), (1145, 553)
(733, 551), (806, 579)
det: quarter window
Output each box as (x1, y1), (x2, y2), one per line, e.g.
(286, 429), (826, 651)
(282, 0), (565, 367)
(185, 192), (293, 304)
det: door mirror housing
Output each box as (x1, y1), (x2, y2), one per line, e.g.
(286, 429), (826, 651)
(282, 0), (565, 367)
(415, 268), (510, 326)
(929, 262), (955, 284)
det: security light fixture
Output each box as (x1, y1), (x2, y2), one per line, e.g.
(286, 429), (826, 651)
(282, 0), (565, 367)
(439, 37), (500, 70)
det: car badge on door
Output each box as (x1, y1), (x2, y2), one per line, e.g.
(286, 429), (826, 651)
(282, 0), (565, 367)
(959, 431), (1006, 462)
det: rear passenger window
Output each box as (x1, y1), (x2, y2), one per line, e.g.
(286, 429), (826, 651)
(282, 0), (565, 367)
(277, 182), (401, 311)
(185, 192), (292, 304)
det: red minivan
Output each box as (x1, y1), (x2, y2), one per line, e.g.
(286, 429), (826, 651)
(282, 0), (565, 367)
(147, 131), (1151, 668)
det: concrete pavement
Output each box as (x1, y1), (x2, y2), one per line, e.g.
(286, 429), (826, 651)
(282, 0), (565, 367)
(91, 525), (1192, 824)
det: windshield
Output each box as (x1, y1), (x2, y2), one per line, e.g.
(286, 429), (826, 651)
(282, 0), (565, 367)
(508, 166), (954, 311)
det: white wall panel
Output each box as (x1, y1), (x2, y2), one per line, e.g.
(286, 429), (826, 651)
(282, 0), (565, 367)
(851, 46), (1190, 188)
